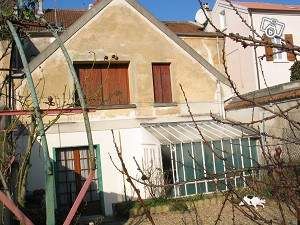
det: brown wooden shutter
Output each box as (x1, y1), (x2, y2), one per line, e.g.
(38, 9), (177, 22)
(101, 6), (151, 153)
(78, 65), (102, 107)
(160, 64), (172, 103)
(263, 35), (273, 61)
(285, 34), (296, 61)
(152, 64), (163, 103)
(152, 63), (172, 103)
(101, 64), (129, 105)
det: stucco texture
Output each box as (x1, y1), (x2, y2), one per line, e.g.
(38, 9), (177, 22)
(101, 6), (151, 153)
(18, 0), (228, 120)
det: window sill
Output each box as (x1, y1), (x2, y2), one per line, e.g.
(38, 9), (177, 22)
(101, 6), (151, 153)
(273, 60), (290, 64)
(96, 104), (136, 110)
(72, 104), (136, 110)
(153, 102), (178, 108)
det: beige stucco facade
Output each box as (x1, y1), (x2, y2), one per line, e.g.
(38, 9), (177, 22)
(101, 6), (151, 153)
(16, 0), (231, 124)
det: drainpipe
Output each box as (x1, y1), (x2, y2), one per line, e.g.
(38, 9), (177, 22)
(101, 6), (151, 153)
(249, 10), (261, 90)
(217, 81), (225, 118)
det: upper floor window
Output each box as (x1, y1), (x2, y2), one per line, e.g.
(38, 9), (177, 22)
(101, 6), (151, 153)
(265, 34), (296, 62)
(152, 63), (172, 104)
(272, 37), (286, 62)
(75, 63), (130, 107)
(219, 10), (226, 31)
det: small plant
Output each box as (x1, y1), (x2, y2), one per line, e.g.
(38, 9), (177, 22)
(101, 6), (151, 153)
(169, 200), (189, 212)
(290, 61), (300, 81)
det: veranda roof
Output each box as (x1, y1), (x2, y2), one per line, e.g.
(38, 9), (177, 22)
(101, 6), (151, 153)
(141, 120), (258, 145)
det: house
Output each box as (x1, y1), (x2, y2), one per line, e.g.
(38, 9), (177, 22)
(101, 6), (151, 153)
(1, 0), (261, 223)
(225, 80), (300, 163)
(208, 1), (300, 93)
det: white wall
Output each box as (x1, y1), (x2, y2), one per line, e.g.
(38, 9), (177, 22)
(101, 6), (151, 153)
(252, 12), (300, 88)
(210, 0), (300, 93)
(209, 1), (258, 93)
(27, 125), (161, 215)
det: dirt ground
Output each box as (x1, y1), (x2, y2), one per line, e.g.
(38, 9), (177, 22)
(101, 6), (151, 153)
(108, 197), (297, 225)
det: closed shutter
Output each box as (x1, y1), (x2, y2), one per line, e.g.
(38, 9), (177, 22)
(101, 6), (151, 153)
(285, 34), (296, 61)
(263, 36), (273, 61)
(78, 65), (103, 107)
(152, 63), (172, 103)
(152, 64), (163, 102)
(102, 64), (129, 105)
(77, 63), (129, 107)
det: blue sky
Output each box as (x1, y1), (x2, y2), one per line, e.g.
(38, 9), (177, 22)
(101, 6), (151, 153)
(43, 0), (300, 21)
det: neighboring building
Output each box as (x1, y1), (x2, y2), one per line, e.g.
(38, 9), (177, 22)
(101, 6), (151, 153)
(225, 80), (300, 163)
(1, 0), (261, 222)
(209, 1), (300, 93)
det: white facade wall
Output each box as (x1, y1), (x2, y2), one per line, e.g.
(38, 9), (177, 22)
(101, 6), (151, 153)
(252, 12), (300, 88)
(209, 0), (300, 93)
(27, 125), (161, 215)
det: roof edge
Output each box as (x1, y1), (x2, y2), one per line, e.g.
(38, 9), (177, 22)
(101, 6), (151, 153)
(28, 0), (230, 86)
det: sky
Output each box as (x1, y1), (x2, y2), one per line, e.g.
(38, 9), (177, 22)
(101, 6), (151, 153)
(43, 0), (300, 21)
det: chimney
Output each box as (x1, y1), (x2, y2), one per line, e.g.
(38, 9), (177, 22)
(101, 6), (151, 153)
(203, 3), (210, 11)
(88, 3), (94, 10)
(37, 0), (43, 15)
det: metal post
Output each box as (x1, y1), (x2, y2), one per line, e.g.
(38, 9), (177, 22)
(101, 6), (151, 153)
(7, 21), (55, 225)
(49, 29), (95, 169)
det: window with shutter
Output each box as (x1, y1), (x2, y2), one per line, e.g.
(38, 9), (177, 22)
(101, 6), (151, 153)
(152, 63), (172, 103)
(75, 63), (130, 107)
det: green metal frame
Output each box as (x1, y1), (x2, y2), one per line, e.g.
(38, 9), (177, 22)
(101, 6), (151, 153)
(50, 144), (104, 222)
(7, 21), (55, 225)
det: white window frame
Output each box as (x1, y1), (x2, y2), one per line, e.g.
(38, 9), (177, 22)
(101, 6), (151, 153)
(272, 37), (287, 62)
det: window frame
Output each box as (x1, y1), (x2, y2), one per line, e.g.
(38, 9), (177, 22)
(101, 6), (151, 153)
(272, 37), (287, 62)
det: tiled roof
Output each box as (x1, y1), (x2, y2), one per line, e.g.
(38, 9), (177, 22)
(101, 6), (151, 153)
(225, 81), (300, 110)
(238, 2), (300, 12)
(164, 21), (204, 33)
(28, 10), (205, 35)
(43, 9), (86, 28)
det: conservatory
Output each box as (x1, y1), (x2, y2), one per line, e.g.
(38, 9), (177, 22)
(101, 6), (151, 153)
(142, 120), (259, 197)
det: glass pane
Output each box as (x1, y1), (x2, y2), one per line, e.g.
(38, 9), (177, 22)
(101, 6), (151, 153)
(175, 144), (184, 182)
(223, 140), (233, 170)
(236, 177), (244, 188)
(203, 142), (214, 175)
(182, 143), (194, 181)
(217, 179), (227, 191)
(193, 142), (205, 179)
(66, 160), (74, 170)
(213, 141), (225, 178)
(66, 151), (74, 159)
(207, 181), (216, 192)
(232, 139), (242, 169)
(58, 184), (67, 193)
(250, 139), (258, 166)
(242, 139), (251, 175)
(67, 171), (75, 181)
(60, 151), (65, 160)
(60, 194), (68, 205)
(80, 149), (88, 158)
(186, 183), (196, 195)
(80, 159), (89, 170)
(197, 182), (206, 194)
(58, 172), (66, 182)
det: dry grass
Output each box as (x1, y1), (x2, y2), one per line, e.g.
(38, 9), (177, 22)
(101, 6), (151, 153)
(124, 197), (297, 225)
